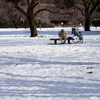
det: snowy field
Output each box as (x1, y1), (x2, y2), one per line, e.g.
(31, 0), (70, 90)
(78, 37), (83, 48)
(0, 27), (100, 100)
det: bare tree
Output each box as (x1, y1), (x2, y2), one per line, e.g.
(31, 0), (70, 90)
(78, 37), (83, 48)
(5, 0), (70, 37)
(54, 0), (99, 31)
(74, 0), (99, 31)
(5, 0), (43, 37)
(5, 0), (54, 37)
(0, 0), (23, 28)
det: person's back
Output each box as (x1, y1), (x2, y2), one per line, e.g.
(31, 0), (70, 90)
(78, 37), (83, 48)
(58, 29), (68, 38)
(58, 29), (68, 43)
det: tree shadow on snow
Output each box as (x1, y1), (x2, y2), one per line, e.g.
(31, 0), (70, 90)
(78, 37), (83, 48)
(0, 72), (100, 98)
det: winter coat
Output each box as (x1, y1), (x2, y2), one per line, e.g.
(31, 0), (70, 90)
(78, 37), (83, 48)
(58, 31), (68, 38)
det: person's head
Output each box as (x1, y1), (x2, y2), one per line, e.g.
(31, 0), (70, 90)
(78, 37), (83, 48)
(61, 29), (64, 32)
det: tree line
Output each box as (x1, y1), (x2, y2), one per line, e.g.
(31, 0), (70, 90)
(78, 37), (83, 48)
(0, 0), (99, 37)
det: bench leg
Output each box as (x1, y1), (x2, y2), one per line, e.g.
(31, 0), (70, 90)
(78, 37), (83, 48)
(54, 40), (57, 44)
(68, 40), (70, 44)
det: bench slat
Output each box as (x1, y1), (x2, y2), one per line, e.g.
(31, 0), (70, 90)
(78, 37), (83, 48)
(50, 37), (74, 44)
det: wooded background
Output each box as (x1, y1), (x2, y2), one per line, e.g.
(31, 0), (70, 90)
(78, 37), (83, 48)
(0, 0), (100, 29)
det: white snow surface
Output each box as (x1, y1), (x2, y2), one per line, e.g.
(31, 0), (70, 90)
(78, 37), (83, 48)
(0, 27), (100, 100)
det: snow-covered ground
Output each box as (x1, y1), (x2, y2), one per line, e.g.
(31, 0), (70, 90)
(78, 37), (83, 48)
(0, 27), (100, 100)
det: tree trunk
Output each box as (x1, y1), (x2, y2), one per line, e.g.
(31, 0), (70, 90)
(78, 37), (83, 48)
(27, 17), (37, 37)
(85, 8), (90, 31)
(12, 20), (18, 29)
(85, 16), (90, 31)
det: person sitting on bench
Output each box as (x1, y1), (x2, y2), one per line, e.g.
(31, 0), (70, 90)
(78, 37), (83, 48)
(58, 29), (68, 44)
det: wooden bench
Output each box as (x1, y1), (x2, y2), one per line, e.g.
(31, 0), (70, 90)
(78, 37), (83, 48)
(50, 37), (74, 44)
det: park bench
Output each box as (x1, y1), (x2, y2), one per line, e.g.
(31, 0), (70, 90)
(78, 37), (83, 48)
(50, 37), (74, 44)
(50, 28), (83, 44)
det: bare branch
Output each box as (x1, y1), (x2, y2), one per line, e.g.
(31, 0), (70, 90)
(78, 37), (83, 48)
(30, 2), (40, 9)
(81, 0), (86, 5)
(74, 1), (85, 6)
(12, 3), (29, 17)
(87, 0), (93, 10)
(90, 0), (99, 14)
(74, 5), (85, 16)
(27, 0), (30, 6)
(88, 0), (92, 6)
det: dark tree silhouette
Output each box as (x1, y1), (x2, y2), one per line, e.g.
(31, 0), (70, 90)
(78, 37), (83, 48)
(6, 0), (54, 37)
(74, 0), (99, 31)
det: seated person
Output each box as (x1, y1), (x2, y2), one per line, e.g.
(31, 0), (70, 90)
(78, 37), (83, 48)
(58, 29), (68, 44)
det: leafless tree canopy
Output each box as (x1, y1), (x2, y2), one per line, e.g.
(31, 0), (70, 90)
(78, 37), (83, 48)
(0, 0), (100, 30)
